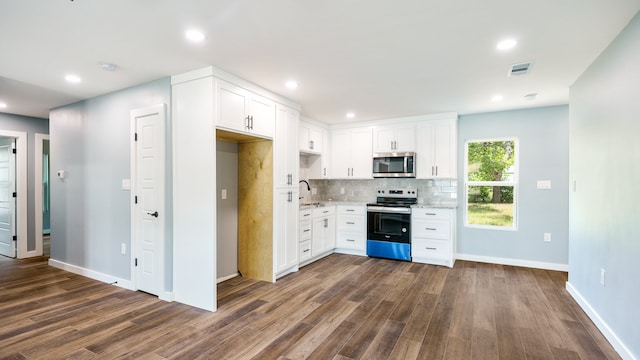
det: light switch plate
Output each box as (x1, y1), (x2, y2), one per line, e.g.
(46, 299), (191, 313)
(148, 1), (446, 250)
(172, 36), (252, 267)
(537, 180), (552, 189)
(122, 179), (131, 190)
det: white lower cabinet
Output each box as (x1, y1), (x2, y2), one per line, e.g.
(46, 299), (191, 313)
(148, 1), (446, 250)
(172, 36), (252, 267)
(299, 206), (336, 266)
(411, 207), (456, 267)
(335, 205), (366, 256)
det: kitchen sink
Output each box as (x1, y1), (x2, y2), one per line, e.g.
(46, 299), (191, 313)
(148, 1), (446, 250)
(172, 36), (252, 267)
(300, 202), (325, 207)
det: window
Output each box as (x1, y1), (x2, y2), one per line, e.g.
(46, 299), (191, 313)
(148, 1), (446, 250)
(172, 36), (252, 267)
(464, 138), (518, 229)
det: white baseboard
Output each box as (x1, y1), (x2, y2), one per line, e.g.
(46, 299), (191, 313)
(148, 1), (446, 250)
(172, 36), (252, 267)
(566, 282), (634, 360)
(48, 258), (135, 290)
(456, 253), (568, 271)
(217, 272), (240, 284)
(159, 292), (174, 302)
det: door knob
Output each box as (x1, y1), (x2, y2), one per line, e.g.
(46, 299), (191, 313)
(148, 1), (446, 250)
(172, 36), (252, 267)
(147, 211), (159, 218)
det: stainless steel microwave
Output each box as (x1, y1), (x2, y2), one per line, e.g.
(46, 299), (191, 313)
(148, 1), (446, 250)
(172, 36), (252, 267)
(372, 152), (416, 178)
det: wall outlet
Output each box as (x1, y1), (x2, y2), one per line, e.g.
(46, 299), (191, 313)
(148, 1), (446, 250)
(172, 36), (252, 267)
(600, 268), (606, 286)
(121, 243), (126, 255)
(544, 233), (551, 242)
(537, 180), (552, 190)
(340, 187), (345, 195)
(221, 189), (227, 200)
(311, 188), (317, 195)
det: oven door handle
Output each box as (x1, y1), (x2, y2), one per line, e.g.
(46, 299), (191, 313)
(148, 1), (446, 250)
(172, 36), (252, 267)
(367, 206), (411, 214)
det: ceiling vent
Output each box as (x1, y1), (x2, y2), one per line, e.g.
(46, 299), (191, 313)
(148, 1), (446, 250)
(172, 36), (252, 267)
(508, 62), (533, 76)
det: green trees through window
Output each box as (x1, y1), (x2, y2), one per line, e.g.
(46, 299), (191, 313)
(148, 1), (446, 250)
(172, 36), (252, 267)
(465, 139), (517, 228)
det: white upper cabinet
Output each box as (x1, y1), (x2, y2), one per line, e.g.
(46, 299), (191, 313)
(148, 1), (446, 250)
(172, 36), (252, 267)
(373, 124), (416, 153)
(416, 118), (457, 178)
(216, 80), (275, 138)
(331, 127), (373, 179)
(274, 104), (299, 188)
(299, 122), (323, 154)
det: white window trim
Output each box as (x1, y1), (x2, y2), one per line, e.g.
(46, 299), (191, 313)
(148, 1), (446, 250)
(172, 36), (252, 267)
(464, 137), (519, 231)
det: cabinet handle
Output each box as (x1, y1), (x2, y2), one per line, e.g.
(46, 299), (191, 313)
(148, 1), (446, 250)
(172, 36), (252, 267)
(435, 166), (438, 176)
(323, 210), (329, 214)
(425, 213), (436, 216)
(324, 218), (328, 227)
(303, 249), (310, 253)
(426, 247), (437, 250)
(303, 213), (311, 217)
(309, 140), (314, 150)
(346, 221), (355, 225)
(287, 191), (292, 203)
(303, 229), (310, 233)
(425, 227), (437, 231)
(346, 239), (355, 242)
(346, 209), (355, 212)
(249, 115), (254, 130)
(323, 168), (326, 176)
(245, 115), (251, 130)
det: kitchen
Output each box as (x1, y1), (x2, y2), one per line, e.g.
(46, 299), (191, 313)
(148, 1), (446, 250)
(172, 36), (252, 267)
(3, 2), (636, 357)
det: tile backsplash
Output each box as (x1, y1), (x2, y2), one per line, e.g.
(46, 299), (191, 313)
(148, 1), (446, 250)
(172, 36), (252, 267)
(302, 178), (458, 206)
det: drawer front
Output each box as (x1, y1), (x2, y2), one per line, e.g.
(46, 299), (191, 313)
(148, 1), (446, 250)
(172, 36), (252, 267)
(299, 240), (312, 262)
(336, 232), (365, 250)
(337, 205), (365, 216)
(299, 220), (312, 241)
(412, 208), (451, 220)
(412, 238), (449, 259)
(300, 209), (313, 220)
(313, 206), (336, 218)
(412, 219), (449, 239)
(337, 215), (364, 231)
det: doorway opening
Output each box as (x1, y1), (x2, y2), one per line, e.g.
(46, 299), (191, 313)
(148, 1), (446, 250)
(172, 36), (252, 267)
(35, 133), (50, 257)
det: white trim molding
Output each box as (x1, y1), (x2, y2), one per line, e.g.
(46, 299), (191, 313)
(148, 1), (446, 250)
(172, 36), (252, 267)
(33, 133), (50, 258)
(48, 258), (135, 290)
(456, 253), (568, 272)
(566, 282), (634, 360)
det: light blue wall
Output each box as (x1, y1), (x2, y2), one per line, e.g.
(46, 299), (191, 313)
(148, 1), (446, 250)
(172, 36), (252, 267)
(569, 12), (640, 359)
(457, 105), (569, 267)
(49, 78), (171, 285)
(0, 112), (49, 251)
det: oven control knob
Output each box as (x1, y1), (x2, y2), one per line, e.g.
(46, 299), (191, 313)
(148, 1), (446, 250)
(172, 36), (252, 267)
(402, 227), (407, 232)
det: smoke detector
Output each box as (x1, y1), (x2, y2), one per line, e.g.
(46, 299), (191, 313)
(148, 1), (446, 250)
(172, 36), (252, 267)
(508, 62), (533, 76)
(100, 63), (118, 72)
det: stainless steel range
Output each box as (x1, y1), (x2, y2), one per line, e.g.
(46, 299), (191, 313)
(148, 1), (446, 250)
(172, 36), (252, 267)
(366, 188), (417, 261)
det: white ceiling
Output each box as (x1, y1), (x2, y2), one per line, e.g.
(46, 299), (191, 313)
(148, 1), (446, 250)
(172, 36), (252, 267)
(1, 1), (639, 123)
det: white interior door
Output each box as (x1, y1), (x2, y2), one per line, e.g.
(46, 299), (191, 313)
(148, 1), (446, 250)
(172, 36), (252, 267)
(132, 105), (165, 296)
(0, 138), (16, 258)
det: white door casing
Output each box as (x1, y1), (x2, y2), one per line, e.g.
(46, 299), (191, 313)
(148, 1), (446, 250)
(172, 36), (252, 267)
(0, 138), (15, 257)
(131, 104), (166, 296)
(0, 131), (26, 258)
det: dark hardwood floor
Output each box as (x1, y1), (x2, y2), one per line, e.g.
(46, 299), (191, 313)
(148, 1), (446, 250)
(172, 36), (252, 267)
(0, 254), (619, 359)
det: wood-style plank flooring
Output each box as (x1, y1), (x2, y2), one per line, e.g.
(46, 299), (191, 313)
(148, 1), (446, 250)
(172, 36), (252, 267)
(0, 254), (619, 359)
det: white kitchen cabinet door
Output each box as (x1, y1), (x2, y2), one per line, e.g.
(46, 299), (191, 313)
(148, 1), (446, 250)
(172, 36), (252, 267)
(373, 124), (416, 153)
(351, 127), (373, 178)
(331, 130), (352, 178)
(275, 188), (299, 277)
(299, 121), (323, 154)
(274, 105), (299, 188)
(217, 80), (249, 133)
(321, 128), (331, 178)
(416, 118), (457, 178)
(247, 93), (275, 138)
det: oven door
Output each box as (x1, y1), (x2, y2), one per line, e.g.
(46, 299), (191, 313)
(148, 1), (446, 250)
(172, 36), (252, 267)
(366, 206), (411, 244)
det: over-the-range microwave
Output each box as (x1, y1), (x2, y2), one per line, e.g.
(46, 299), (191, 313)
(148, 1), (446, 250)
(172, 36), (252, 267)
(372, 152), (416, 178)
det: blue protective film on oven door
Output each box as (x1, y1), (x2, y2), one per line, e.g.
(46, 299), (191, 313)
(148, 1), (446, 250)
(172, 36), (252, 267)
(366, 240), (411, 261)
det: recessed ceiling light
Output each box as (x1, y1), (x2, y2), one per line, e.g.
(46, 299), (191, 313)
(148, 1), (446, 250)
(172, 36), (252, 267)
(496, 38), (517, 51)
(346, 112), (356, 119)
(185, 29), (205, 42)
(65, 74), (82, 83)
(491, 95), (504, 102)
(285, 80), (298, 89)
(0, 102), (7, 109)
